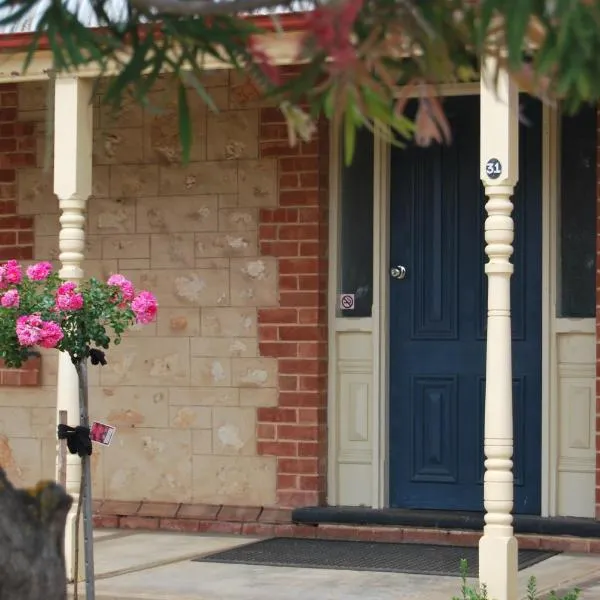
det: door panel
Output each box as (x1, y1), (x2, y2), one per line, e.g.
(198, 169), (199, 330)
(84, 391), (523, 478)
(388, 95), (542, 514)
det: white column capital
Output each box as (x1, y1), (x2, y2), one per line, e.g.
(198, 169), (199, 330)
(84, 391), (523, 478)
(53, 76), (93, 283)
(53, 76), (93, 204)
(480, 58), (519, 187)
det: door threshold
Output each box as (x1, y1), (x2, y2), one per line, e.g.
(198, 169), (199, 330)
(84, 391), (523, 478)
(292, 506), (600, 538)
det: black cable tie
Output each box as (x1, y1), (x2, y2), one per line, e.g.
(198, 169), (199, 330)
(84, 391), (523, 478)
(57, 424), (92, 457)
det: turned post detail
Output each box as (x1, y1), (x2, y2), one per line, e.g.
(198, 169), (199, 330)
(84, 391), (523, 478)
(478, 59), (519, 600)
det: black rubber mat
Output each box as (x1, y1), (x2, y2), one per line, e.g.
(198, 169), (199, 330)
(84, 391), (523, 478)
(194, 537), (558, 576)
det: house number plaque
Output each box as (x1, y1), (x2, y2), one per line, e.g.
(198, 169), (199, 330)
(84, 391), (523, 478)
(485, 158), (502, 179)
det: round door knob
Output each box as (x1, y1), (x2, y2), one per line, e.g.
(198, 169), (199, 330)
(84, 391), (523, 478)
(390, 265), (407, 280)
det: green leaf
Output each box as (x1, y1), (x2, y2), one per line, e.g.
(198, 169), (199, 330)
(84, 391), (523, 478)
(134, 41), (169, 103)
(45, 22), (68, 71)
(0, 1), (34, 27)
(104, 30), (155, 109)
(576, 72), (591, 102)
(343, 105), (357, 166)
(323, 88), (335, 119)
(182, 70), (218, 113)
(534, 44), (559, 76)
(505, 0), (532, 68)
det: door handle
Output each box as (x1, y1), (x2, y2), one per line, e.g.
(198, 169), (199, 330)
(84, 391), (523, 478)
(390, 265), (407, 280)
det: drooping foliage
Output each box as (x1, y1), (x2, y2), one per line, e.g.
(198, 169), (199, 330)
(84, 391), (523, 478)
(1, 0), (599, 162)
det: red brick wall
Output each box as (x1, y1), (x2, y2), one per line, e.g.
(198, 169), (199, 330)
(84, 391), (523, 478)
(0, 83), (35, 261)
(0, 83), (40, 385)
(257, 106), (329, 508)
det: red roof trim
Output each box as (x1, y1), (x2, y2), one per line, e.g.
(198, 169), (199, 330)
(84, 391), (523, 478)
(0, 11), (309, 51)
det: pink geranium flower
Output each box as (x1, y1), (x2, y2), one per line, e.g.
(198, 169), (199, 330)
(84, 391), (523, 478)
(107, 274), (135, 304)
(131, 291), (158, 324)
(57, 282), (76, 294)
(15, 314), (63, 349)
(56, 282), (84, 311)
(1, 289), (19, 308)
(16, 314), (44, 346)
(0, 260), (22, 289)
(26, 262), (53, 281)
(4, 260), (22, 285)
(39, 321), (64, 348)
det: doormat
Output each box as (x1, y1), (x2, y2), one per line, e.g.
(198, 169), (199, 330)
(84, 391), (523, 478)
(193, 537), (558, 577)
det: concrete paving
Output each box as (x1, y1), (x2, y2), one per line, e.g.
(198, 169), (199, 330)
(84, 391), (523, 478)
(69, 531), (600, 600)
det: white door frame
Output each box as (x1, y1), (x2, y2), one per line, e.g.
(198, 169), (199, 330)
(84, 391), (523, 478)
(327, 82), (557, 515)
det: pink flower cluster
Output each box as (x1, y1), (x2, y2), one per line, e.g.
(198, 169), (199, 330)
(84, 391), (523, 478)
(0, 259), (22, 289)
(56, 282), (84, 311)
(107, 274), (135, 304)
(108, 274), (157, 324)
(0, 260), (158, 356)
(1, 289), (19, 308)
(303, 0), (363, 70)
(0, 262), (54, 310)
(16, 314), (63, 349)
(131, 291), (158, 324)
(26, 261), (53, 281)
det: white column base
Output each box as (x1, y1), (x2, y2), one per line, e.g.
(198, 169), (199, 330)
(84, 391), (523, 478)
(479, 532), (518, 600)
(57, 351), (85, 583)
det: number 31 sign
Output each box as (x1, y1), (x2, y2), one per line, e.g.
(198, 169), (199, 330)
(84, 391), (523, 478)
(485, 158), (503, 179)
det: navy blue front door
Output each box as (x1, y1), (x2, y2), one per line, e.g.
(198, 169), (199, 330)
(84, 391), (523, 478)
(389, 95), (542, 514)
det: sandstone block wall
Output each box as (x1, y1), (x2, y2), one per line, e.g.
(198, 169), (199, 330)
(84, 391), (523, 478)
(0, 71), (328, 508)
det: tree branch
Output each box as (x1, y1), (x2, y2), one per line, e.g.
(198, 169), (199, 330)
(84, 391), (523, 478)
(129, 0), (300, 17)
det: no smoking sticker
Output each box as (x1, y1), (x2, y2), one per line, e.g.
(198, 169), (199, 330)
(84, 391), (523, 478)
(339, 294), (355, 311)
